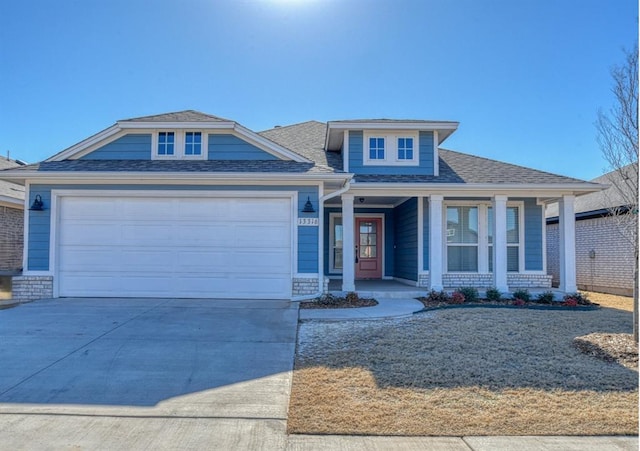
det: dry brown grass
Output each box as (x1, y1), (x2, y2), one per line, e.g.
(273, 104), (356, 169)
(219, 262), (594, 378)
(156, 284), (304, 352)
(289, 303), (638, 436)
(583, 291), (634, 311)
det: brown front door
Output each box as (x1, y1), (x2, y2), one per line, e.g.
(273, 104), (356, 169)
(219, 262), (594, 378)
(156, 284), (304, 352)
(356, 217), (382, 279)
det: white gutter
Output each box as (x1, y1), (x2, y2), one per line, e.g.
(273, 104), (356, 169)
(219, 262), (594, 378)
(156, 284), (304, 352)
(0, 171), (351, 185)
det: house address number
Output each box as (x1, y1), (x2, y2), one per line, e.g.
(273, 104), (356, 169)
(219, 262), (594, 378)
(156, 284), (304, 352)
(297, 217), (319, 226)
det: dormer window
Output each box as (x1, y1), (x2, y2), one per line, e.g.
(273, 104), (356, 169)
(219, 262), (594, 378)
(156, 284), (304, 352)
(369, 137), (385, 160)
(153, 131), (207, 160)
(157, 132), (175, 156)
(363, 131), (419, 166)
(185, 132), (202, 156)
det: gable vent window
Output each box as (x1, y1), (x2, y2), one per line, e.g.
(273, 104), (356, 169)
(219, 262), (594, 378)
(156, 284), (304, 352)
(158, 132), (175, 156)
(185, 132), (202, 156)
(153, 131), (207, 160)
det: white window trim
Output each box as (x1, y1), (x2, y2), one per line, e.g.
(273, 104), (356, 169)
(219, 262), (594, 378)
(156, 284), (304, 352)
(363, 131), (419, 166)
(443, 200), (524, 274)
(152, 131), (208, 160)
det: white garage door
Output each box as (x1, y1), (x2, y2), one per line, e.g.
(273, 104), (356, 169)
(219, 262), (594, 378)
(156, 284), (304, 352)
(57, 195), (293, 299)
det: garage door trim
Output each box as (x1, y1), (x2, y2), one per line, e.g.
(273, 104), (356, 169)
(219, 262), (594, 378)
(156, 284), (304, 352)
(50, 189), (299, 298)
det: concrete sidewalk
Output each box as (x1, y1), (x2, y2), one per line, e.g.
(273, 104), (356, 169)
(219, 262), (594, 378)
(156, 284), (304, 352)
(298, 297), (424, 320)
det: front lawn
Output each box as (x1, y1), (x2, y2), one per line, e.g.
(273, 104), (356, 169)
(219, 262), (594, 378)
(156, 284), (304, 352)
(289, 299), (638, 436)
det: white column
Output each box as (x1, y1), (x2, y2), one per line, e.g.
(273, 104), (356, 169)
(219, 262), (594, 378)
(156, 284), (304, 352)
(559, 195), (577, 293)
(417, 196), (424, 274)
(341, 194), (355, 292)
(429, 195), (443, 291)
(493, 195), (509, 292)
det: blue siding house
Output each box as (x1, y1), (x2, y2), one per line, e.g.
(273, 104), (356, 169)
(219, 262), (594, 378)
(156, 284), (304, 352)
(0, 110), (602, 301)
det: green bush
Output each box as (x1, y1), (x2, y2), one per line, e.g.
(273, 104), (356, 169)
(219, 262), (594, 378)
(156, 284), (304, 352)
(457, 287), (479, 303)
(485, 287), (502, 302)
(511, 288), (531, 302)
(535, 291), (555, 304)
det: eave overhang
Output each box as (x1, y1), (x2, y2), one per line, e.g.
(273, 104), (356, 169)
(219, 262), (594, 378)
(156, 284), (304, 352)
(325, 121), (459, 151)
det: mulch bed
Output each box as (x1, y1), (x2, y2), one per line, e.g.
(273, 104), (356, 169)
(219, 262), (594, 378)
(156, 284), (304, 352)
(574, 333), (638, 369)
(417, 298), (600, 311)
(300, 293), (378, 309)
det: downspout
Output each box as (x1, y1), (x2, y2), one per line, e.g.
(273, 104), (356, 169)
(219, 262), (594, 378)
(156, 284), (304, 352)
(292, 177), (352, 302)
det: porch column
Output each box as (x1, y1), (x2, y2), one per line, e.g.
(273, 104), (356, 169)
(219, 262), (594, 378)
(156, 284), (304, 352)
(429, 195), (443, 291)
(559, 195), (577, 292)
(492, 195), (509, 292)
(341, 194), (356, 292)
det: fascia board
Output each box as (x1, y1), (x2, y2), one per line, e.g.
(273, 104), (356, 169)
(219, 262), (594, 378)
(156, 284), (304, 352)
(46, 125), (121, 162)
(3, 171), (351, 183)
(349, 182), (606, 196)
(0, 195), (24, 208)
(327, 122), (459, 131)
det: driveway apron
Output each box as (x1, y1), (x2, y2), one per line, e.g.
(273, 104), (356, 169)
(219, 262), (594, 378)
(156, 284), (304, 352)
(0, 298), (298, 450)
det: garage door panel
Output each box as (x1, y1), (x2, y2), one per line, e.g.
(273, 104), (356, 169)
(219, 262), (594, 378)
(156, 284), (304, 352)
(57, 195), (294, 299)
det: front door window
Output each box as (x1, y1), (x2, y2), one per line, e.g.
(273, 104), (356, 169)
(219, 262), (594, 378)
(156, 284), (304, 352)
(356, 217), (382, 279)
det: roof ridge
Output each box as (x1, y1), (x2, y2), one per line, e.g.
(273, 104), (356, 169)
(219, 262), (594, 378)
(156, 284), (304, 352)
(119, 110), (233, 122)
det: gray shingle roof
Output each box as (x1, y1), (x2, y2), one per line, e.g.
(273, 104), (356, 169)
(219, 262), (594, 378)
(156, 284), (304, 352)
(6, 159), (336, 174)
(546, 164), (638, 217)
(120, 110), (232, 123)
(0, 157), (25, 202)
(259, 121), (343, 170)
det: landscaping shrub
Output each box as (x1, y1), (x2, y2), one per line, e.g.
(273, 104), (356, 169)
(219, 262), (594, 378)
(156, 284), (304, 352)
(345, 291), (360, 303)
(536, 291), (555, 304)
(450, 291), (465, 304)
(511, 288), (531, 302)
(425, 289), (450, 303)
(562, 298), (578, 307)
(512, 298), (527, 306)
(485, 287), (502, 302)
(315, 293), (343, 306)
(563, 292), (593, 305)
(457, 287), (479, 303)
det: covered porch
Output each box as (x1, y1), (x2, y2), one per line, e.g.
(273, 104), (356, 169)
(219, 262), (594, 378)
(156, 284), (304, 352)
(322, 190), (578, 294)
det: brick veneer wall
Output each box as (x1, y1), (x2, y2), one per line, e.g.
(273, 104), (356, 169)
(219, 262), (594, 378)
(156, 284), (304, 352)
(0, 206), (23, 271)
(293, 277), (329, 296)
(547, 216), (634, 296)
(11, 276), (53, 302)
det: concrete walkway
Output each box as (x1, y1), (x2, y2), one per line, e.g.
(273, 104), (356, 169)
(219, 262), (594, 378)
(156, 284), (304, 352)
(298, 297), (424, 320)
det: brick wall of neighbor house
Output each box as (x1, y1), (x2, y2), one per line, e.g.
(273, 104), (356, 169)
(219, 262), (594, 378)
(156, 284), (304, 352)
(547, 216), (635, 296)
(0, 206), (23, 271)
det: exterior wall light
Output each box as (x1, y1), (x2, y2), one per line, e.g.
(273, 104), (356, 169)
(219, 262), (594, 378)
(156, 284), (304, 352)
(302, 196), (316, 213)
(29, 194), (45, 211)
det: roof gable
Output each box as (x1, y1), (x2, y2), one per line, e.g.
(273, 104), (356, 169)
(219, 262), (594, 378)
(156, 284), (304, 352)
(46, 111), (311, 163)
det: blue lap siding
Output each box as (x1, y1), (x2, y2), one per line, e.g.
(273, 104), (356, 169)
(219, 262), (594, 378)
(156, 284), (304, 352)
(80, 134), (152, 160)
(347, 130), (434, 175)
(393, 198), (418, 281)
(208, 134), (278, 160)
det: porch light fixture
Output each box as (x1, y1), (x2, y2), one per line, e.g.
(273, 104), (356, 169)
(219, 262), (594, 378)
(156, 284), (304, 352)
(301, 196), (316, 213)
(29, 195), (45, 211)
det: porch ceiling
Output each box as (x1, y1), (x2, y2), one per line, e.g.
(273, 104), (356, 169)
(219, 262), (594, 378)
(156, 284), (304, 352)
(325, 195), (410, 207)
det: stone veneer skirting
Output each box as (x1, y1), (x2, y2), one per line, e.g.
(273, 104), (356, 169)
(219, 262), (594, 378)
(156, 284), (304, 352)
(11, 276), (53, 303)
(418, 273), (430, 288)
(439, 273), (552, 289)
(293, 276), (329, 296)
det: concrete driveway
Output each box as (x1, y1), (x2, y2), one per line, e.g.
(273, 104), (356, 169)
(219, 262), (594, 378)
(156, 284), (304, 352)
(0, 297), (298, 450)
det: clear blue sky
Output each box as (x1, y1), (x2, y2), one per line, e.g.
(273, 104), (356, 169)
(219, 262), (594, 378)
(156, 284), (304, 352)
(0, 0), (637, 180)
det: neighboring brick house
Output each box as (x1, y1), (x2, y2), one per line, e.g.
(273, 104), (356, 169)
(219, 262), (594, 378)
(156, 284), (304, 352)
(546, 165), (638, 296)
(0, 156), (25, 271)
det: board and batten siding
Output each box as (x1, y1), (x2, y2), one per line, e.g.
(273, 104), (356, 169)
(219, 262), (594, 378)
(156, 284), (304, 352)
(393, 198), (418, 281)
(80, 134), (152, 160)
(26, 184), (318, 274)
(208, 134), (278, 160)
(347, 130), (435, 175)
